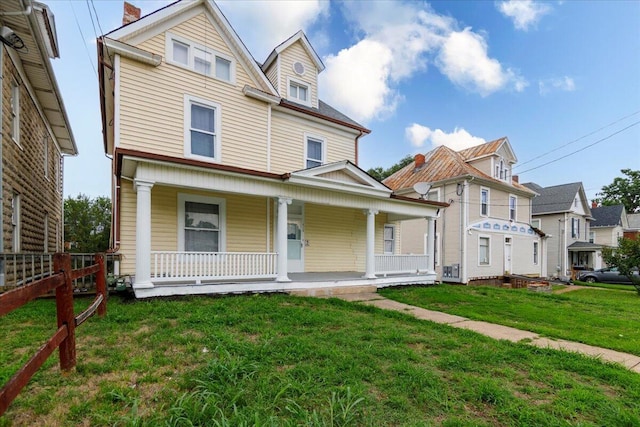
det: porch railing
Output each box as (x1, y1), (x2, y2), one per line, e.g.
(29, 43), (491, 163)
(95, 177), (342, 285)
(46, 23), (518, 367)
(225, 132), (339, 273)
(375, 254), (431, 275)
(151, 251), (278, 283)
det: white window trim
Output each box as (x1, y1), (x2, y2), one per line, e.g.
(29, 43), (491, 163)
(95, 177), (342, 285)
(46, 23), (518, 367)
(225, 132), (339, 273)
(427, 188), (441, 202)
(10, 80), (20, 146)
(44, 212), (49, 252)
(509, 195), (517, 222)
(287, 76), (311, 107)
(165, 32), (236, 84)
(383, 224), (396, 254)
(177, 193), (226, 252)
(478, 234), (491, 266)
(303, 133), (326, 169)
(184, 94), (222, 163)
(480, 187), (490, 217)
(531, 219), (541, 229)
(12, 193), (21, 253)
(533, 241), (539, 265)
(43, 136), (49, 180)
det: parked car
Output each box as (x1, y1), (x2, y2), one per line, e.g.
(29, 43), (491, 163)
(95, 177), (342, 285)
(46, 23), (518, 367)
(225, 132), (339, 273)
(577, 267), (639, 284)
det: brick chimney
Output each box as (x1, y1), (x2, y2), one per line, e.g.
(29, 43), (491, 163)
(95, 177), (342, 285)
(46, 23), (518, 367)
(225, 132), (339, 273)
(122, 2), (141, 25)
(414, 153), (425, 171)
(512, 175), (519, 184)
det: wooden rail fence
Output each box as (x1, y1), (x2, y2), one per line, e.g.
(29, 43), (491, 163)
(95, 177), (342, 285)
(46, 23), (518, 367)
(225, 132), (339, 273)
(0, 253), (106, 416)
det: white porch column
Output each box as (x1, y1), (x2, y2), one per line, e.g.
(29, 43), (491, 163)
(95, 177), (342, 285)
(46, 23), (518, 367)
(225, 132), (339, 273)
(364, 209), (378, 279)
(134, 179), (154, 289)
(426, 217), (436, 274)
(276, 197), (292, 282)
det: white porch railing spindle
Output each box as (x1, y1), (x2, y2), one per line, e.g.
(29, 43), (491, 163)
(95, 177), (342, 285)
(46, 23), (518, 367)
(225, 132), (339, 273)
(375, 255), (430, 275)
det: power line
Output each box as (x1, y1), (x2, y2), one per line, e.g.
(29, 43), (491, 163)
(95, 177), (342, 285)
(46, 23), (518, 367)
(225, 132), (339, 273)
(514, 109), (640, 169)
(85, 0), (99, 41)
(89, 0), (106, 37)
(517, 120), (640, 175)
(69, 0), (97, 77)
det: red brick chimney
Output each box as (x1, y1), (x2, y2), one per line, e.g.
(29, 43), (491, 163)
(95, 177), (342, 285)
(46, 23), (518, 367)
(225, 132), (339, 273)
(123, 2), (141, 25)
(414, 153), (425, 170)
(512, 175), (519, 184)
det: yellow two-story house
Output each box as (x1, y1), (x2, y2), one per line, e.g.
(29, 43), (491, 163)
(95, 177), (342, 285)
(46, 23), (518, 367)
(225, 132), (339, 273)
(98, 0), (446, 298)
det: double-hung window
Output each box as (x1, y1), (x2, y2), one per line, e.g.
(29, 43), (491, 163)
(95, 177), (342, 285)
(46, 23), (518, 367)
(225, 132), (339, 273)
(167, 33), (234, 83)
(571, 218), (580, 238)
(509, 195), (517, 221)
(288, 78), (310, 105)
(480, 188), (489, 216)
(184, 96), (221, 162)
(179, 194), (226, 252)
(305, 135), (324, 168)
(384, 225), (395, 254)
(479, 236), (490, 265)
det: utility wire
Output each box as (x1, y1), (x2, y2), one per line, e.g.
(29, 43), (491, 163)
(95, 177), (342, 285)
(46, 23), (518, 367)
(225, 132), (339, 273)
(89, 0), (106, 37)
(515, 109), (640, 169)
(85, 0), (99, 41)
(69, 0), (97, 77)
(517, 120), (640, 175)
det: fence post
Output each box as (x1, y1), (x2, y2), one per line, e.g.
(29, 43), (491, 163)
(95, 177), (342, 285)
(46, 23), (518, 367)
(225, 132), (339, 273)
(54, 253), (76, 371)
(95, 253), (107, 316)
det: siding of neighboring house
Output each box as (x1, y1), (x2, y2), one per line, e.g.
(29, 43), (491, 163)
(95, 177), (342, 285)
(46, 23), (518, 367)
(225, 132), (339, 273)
(593, 226), (624, 247)
(2, 52), (64, 253)
(118, 14), (270, 171)
(278, 41), (318, 108)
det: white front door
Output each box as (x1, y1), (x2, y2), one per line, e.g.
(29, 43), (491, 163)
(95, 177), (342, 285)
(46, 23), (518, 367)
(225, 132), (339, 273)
(504, 237), (512, 275)
(287, 202), (304, 273)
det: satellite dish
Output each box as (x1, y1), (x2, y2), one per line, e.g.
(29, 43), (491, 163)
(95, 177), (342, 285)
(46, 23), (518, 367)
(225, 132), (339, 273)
(413, 182), (432, 199)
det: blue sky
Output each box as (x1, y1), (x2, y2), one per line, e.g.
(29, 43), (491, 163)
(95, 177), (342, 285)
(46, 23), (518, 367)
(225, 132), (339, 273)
(48, 0), (639, 202)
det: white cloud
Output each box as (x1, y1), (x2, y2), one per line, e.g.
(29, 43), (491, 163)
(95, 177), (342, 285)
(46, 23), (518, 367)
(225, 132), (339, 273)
(497, 0), (552, 31)
(538, 76), (576, 95)
(437, 28), (527, 96)
(320, 1), (524, 123)
(218, 0), (329, 61)
(406, 124), (486, 151)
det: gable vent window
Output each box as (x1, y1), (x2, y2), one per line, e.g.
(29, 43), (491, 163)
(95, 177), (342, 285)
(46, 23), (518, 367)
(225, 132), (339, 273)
(293, 61), (305, 75)
(167, 33), (234, 83)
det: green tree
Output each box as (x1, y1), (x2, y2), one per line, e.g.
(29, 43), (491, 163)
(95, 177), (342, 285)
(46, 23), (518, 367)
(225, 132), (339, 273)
(602, 237), (640, 294)
(64, 194), (111, 253)
(593, 169), (640, 213)
(367, 154), (414, 182)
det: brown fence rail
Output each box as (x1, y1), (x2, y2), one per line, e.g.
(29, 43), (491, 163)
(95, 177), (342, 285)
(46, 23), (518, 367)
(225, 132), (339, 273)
(0, 253), (106, 416)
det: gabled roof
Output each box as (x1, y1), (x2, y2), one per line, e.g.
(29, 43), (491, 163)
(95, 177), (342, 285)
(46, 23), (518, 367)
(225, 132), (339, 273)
(590, 205), (626, 228)
(262, 30), (325, 73)
(568, 241), (603, 251)
(383, 140), (533, 195)
(0, 0), (77, 155)
(289, 160), (390, 196)
(458, 137), (516, 163)
(522, 182), (587, 215)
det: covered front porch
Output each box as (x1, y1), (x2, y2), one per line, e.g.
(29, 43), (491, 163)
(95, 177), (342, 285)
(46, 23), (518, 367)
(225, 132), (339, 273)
(116, 150), (446, 298)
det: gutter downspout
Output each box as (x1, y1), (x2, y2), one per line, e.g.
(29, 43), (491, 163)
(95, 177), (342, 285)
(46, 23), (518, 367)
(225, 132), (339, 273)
(0, 6), (32, 16)
(461, 179), (470, 284)
(354, 130), (364, 166)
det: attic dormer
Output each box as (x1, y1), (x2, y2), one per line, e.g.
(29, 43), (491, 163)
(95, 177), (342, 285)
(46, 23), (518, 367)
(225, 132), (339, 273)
(262, 31), (324, 109)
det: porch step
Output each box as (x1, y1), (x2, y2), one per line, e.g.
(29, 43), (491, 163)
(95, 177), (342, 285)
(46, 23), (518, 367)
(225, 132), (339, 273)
(287, 284), (378, 297)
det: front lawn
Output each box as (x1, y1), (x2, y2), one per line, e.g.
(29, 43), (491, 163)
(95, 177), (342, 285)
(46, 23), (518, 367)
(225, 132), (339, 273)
(380, 285), (640, 357)
(1, 294), (640, 426)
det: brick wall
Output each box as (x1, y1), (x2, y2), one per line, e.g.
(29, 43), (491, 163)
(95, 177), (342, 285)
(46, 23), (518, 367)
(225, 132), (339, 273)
(2, 50), (63, 253)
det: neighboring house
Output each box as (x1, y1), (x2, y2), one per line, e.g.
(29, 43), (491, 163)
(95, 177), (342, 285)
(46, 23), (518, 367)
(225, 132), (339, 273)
(0, 1), (77, 257)
(384, 137), (544, 284)
(97, 0), (446, 298)
(624, 213), (640, 240)
(522, 182), (596, 279)
(589, 204), (628, 250)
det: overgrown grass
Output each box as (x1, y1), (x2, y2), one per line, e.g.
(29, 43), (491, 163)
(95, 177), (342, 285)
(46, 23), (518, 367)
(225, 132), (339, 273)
(381, 284), (640, 356)
(1, 293), (639, 426)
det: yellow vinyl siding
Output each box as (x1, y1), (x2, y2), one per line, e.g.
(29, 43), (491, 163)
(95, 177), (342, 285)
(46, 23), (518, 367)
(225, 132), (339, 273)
(118, 13), (269, 171)
(317, 170), (362, 184)
(279, 41), (318, 107)
(117, 183), (269, 276)
(270, 110), (355, 173)
(265, 62), (278, 92)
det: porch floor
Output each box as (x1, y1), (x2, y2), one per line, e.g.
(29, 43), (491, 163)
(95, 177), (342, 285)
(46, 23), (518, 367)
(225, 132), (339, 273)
(134, 271), (436, 298)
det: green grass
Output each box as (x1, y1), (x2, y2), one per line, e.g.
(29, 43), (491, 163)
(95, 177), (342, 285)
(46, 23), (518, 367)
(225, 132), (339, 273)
(380, 284), (640, 356)
(572, 280), (639, 292)
(1, 293), (639, 426)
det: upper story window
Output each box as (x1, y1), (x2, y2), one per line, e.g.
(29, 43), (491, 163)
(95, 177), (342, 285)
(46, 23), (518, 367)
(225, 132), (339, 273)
(184, 95), (221, 162)
(589, 231), (595, 243)
(10, 80), (20, 144)
(531, 219), (541, 229)
(288, 77), (310, 106)
(480, 188), (489, 216)
(571, 218), (580, 238)
(167, 33), (234, 83)
(305, 134), (324, 168)
(509, 195), (517, 221)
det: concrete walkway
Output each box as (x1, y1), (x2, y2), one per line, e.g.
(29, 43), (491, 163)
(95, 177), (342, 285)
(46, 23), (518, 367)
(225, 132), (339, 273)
(332, 292), (640, 373)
